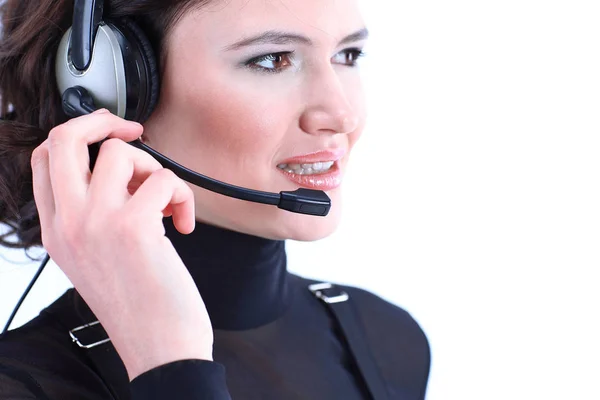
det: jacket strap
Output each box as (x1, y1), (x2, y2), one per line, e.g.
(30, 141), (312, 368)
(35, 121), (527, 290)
(309, 282), (390, 400)
(45, 290), (128, 400)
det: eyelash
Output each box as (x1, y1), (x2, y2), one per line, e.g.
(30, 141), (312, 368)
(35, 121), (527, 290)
(244, 48), (366, 74)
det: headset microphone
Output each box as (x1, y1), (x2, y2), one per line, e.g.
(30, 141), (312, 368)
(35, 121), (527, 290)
(62, 86), (331, 217)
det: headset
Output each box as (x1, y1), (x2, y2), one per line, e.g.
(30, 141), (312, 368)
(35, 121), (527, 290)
(2, 0), (331, 334)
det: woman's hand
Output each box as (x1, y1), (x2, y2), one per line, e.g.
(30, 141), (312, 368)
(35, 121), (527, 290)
(30, 109), (213, 381)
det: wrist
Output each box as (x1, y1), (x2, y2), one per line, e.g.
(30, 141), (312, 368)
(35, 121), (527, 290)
(113, 331), (214, 380)
(123, 345), (214, 381)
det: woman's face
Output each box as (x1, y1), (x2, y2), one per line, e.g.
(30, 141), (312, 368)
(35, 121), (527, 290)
(142, 0), (368, 241)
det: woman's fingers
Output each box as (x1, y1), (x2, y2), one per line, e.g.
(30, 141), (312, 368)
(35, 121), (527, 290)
(30, 142), (55, 237)
(126, 168), (196, 235)
(88, 138), (164, 211)
(36, 108), (194, 241)
(46, 110), (143, 216)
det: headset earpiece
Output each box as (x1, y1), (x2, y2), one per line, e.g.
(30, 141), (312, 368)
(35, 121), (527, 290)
(115, 18), (160, 123)
(55, 14), (159, 123)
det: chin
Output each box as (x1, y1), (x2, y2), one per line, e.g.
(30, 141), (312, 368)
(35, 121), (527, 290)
(270, 189), (343, 241)
(281, 203), (342, 241)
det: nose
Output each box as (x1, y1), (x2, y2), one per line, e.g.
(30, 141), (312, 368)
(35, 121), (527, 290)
(299, 68), (360, 136)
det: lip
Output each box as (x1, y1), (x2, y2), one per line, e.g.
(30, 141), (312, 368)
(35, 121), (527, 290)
(279, 148), (346, 165)
(277, 149), (346, 191)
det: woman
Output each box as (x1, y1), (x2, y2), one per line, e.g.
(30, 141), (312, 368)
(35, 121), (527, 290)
(0, 0), (430, 398)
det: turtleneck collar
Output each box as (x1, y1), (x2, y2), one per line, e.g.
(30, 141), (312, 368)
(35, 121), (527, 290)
(162, 217), (291, 331)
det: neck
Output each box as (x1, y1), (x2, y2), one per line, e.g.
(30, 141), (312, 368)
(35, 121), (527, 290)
(163, 217), (291, 330)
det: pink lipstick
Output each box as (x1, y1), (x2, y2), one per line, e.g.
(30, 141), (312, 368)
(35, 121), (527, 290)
(276, 149), (345, 191)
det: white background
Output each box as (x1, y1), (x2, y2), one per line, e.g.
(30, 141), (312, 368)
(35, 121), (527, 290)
(1, 1), (599, 399)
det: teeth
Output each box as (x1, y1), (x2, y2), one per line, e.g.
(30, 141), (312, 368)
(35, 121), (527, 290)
(277, 161), (335, 175)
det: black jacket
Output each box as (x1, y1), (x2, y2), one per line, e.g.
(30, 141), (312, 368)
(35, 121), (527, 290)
(0, 219), (430, 399)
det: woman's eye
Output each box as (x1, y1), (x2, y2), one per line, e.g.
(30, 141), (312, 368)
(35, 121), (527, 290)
(245, 52), (294, 73)
(244, 48), (364, 73)
(332, 48), (365, 66)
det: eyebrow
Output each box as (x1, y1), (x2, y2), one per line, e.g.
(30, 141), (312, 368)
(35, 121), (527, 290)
(223, 28), (369, 51)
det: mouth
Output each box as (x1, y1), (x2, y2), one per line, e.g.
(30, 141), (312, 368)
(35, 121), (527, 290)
(276, 161), (336, 175)
(276, 149), (345, 191)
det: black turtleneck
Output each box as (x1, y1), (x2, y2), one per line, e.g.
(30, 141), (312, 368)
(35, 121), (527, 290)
(162, 217), (290, 330)
(0, 218), (431, 400)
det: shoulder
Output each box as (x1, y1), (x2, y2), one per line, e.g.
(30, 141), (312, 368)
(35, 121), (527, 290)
(0, 289), (113, 399)
(0, 302), (76, 372)
(292, 274), (431, 399)
(294, 274), (429, 347)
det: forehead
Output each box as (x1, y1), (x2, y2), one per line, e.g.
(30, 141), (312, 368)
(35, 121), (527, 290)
(172, 0), (365, 47)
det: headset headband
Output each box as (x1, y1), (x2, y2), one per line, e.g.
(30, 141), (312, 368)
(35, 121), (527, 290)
(71, 0), (105, 71)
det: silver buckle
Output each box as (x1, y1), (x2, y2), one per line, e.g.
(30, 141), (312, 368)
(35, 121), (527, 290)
(68, 320), (111, 349)
(308, 282), (349, 304)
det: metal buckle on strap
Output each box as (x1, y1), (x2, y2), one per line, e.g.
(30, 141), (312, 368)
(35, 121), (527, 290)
(68, 320), (111, 349)
(308, 282), (349, 304)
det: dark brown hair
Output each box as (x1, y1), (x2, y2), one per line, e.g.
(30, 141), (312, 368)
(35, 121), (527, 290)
(0, 0), (209, 256)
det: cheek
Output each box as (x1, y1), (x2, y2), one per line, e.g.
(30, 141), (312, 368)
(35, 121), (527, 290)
(348, 80), (367, 148)
(173, 72), (290, 178)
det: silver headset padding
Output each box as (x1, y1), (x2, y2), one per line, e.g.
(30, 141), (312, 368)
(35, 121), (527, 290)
(56, 23), (127, 117)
